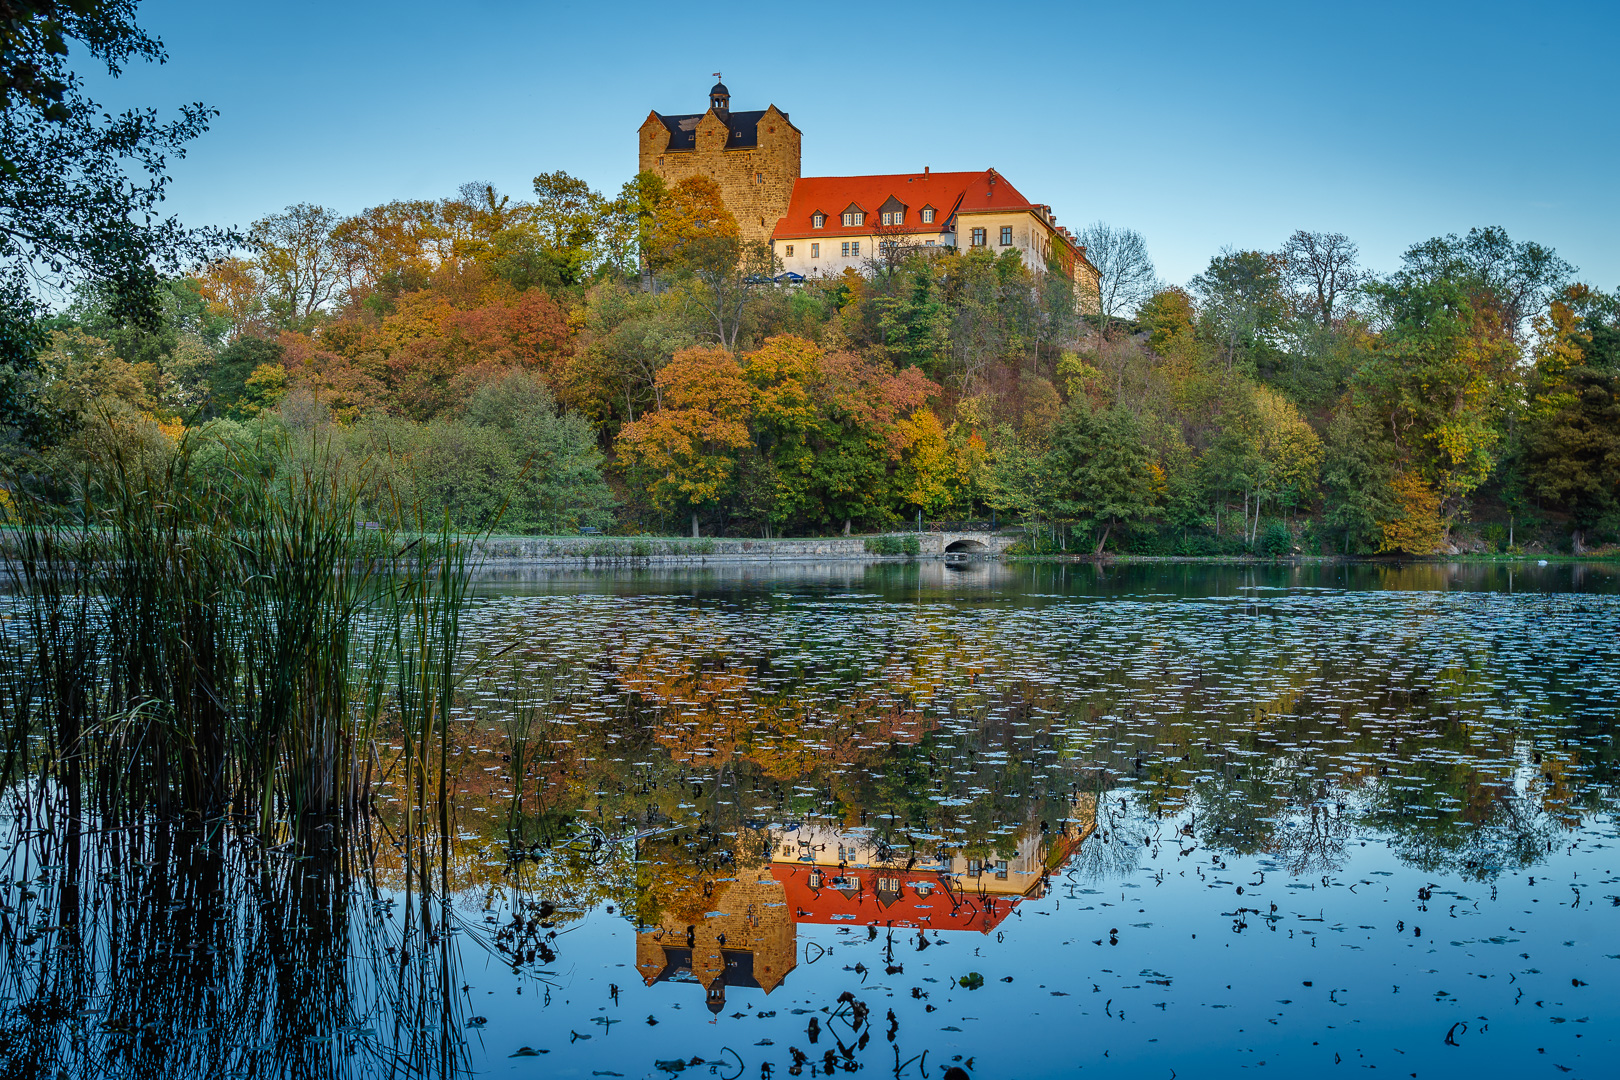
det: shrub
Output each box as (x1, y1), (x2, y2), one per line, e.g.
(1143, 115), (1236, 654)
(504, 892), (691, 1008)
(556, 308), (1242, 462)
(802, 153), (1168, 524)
(1260, 521), (1293, 557)
(864, 534), (920, 555)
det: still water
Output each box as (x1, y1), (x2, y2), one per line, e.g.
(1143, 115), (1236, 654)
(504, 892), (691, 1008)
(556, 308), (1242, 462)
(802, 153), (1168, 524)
(6, 560), (1620, 1078)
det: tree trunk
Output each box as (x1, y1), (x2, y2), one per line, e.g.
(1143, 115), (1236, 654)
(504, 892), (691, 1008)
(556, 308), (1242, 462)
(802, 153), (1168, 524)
(691, 512), (700, 539)
(1572, 528), (1586, 555)
(1093, 520), (1113, 557)
(843, 517), (851, 536)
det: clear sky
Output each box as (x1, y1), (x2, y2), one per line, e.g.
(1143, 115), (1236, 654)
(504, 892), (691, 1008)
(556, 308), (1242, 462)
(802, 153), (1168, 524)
(88, 0), (1620, 291)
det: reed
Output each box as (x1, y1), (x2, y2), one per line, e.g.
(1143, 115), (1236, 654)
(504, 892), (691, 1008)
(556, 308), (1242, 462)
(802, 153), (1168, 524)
(0, 426), (482, 841)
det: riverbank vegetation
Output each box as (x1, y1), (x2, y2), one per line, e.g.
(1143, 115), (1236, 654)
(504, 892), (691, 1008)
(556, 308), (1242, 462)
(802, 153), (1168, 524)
(8, 191), (1614, 556)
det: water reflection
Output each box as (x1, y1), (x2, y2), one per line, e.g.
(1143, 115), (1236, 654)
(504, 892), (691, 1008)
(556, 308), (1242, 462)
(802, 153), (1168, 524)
(0, 820), (471, 1078)
(4, 563), (1618, 1078)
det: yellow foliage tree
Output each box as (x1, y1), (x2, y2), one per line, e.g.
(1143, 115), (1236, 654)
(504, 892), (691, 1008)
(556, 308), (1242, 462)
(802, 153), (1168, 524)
(645, 175), (738, 271)
(1378, 471), (1445, 554)
(894, 406), (954, 516)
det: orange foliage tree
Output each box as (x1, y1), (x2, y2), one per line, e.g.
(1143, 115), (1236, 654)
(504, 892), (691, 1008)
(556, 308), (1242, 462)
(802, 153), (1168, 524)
(616, 346), (754, 536)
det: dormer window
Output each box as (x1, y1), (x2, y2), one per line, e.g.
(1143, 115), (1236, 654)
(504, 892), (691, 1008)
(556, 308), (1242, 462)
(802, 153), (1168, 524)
(812, 213), (825, 229)
(920, 206), (936, 224)
(877, 195), (906, 228)
(841, 211), (864, 227)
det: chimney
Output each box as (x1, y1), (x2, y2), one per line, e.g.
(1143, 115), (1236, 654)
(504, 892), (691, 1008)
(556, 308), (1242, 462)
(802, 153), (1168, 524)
(923, 165), (929, 177)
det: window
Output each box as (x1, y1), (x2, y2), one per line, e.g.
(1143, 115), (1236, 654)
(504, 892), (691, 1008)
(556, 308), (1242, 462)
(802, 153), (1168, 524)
(1000, 226), (1013, 246)
(812, 213), (825, 229)
(878, 875), (902, 893)
(811, 243), (819, 258)
(967, 858), (983, 877)
(881, 210), (903, 226)
(842, 211), (864, 227)
(755, 172), (763, 184)
(841, 242), (850, 257)
(970, 227), (987, 247)
(921, 207), (935, 224)
(995, 859), (1009, 880)
(879, 240), (897, 255)
(850, 241), (860, 257)
(785, 244), (794, 257)
(924, 240), (935, 247)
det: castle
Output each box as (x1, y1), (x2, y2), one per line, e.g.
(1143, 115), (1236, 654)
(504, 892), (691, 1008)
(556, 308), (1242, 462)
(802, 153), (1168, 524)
(639, 79), (1097, 289)
(638, 80), (800, 246)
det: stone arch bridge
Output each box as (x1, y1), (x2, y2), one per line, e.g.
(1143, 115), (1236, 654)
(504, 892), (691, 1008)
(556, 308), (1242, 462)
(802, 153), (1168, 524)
(925, 531), (1019, 556)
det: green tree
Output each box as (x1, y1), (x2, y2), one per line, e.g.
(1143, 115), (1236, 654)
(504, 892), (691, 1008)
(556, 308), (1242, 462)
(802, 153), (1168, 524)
(1048, 402), (1155, 555)
(1521, 370), (1620, 551)
(1192, 249), (1288, 372)
(0, 1), (222, 442)
(1360, 268), (1517, 534)
(1320, 404), (1396, 553)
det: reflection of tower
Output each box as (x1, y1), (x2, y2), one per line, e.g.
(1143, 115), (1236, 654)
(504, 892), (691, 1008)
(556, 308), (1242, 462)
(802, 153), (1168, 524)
(636, 866), (797, 1004)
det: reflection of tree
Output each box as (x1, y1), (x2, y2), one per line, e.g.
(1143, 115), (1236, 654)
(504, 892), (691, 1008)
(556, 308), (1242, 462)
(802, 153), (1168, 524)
(1065, 791), (1155, 883)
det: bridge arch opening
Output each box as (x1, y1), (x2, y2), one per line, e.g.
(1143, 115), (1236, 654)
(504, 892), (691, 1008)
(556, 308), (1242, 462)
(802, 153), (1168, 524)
(944, 538), (990, 554)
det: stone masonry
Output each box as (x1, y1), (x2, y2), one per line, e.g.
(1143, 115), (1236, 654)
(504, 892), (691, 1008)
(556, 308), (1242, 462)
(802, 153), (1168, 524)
(638, 83), (800, 245)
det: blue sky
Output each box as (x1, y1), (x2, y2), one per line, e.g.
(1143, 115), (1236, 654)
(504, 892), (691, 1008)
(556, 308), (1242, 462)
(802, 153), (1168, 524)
(89, 0), (1620, 290)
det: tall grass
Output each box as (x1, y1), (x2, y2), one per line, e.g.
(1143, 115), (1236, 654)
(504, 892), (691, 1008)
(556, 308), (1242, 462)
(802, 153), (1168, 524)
(0, 427), (480, 841)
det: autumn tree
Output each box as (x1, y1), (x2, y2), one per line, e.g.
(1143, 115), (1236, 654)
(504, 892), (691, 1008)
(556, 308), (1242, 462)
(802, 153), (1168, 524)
(329, 198), (442, 302)
(1360, 263), (1519, 535)
(1520, 285), (1620, 551)
(646, 175), (738, 272)
(617, 345), (754, 536)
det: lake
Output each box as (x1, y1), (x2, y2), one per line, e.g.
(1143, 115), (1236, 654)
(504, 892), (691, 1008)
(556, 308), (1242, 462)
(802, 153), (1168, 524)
(4, 560), (1618, 1078)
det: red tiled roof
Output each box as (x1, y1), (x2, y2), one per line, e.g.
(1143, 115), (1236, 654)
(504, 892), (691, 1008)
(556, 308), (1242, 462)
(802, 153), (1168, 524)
(770, 865), (1025, 935)
(771, 169), (1042, 241)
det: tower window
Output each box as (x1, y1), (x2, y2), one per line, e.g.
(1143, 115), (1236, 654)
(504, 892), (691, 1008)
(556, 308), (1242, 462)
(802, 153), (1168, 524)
(921, 208), (935, 223)
(1000, 226), (1013, 246)
(812, 213), (825, 229)
(756, 172), (763, 184)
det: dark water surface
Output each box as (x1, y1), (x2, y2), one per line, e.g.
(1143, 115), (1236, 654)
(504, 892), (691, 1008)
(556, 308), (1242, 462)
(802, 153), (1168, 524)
(5, 560), (1619, 1078)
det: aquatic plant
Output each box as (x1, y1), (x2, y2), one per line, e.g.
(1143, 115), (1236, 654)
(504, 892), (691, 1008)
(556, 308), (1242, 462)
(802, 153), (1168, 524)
(0, 429), (483, 840)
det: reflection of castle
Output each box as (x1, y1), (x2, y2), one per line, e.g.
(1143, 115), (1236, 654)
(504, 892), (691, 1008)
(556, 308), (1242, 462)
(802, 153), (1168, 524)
(768, 806), (1094, 935)
(634, 868), (797, 1014)
(634, 800), (1093, 1007)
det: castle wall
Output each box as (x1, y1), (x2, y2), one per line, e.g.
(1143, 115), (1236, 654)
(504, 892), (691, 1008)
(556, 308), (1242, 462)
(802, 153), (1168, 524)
(639, 106), (800, 245)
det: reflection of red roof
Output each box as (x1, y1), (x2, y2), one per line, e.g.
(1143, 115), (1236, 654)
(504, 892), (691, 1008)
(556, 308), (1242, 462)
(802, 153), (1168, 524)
(770, 865), (1022, 935)
(772, 170), (1042, 242)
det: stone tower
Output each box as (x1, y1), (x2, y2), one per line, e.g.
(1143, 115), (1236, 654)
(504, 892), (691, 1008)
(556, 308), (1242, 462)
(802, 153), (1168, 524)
(638, 78), (801, 244)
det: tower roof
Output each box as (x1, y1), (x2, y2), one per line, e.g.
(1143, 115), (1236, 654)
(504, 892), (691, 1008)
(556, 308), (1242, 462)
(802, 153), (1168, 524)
(648, 107), (788, 151)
